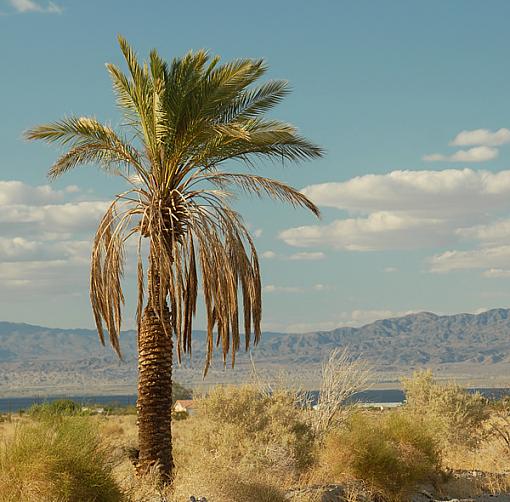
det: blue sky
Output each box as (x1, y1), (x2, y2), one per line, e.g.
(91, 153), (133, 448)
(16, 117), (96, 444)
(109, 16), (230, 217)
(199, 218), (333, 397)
(2, 0), (510, 331)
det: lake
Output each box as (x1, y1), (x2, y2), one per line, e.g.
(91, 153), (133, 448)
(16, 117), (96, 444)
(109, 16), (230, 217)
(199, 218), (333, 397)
(1, 388), (510, 413)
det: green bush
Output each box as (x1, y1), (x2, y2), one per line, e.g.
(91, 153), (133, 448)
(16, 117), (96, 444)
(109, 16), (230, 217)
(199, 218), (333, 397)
(28, 399), (84, 418)
(321, 411), (440, 500)
(0, 417), (122, 501)
(402, 369), (489, 448)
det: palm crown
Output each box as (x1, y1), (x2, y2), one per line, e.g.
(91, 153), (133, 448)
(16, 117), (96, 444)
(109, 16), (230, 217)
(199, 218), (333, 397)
(26, 36), (323, 374)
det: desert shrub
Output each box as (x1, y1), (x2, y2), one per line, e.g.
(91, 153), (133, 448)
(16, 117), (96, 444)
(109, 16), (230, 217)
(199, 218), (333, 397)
(198, 385), (315, 473)
(402, 369), (489, 448)
(0, 416), (122, 501)
(28, 399), (84, 418)
(320, 411), (440, 500)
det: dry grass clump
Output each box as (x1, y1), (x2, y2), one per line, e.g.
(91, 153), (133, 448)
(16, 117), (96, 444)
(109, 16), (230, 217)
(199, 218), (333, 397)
(402, 369), (489, 449)
(318, 411), (440, 500)
(0, 416), (122, 502)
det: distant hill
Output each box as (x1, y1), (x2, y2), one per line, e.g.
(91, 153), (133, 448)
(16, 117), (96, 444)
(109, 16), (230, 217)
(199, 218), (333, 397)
(1, 308), (510, 395)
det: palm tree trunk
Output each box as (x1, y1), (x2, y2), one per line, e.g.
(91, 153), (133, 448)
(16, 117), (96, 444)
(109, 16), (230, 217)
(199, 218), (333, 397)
(136, 256), (174, 482)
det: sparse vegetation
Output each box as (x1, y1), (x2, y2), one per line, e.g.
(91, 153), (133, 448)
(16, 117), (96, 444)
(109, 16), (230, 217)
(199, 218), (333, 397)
(2, 372), (510, 501)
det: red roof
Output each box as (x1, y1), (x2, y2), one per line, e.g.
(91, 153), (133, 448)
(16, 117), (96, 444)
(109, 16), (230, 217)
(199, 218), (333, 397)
(174, 399), (194, 408)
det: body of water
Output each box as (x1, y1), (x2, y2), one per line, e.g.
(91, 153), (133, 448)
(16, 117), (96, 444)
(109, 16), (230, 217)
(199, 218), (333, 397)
(0, 394), (137, 413)
(1, 388), (509, 413)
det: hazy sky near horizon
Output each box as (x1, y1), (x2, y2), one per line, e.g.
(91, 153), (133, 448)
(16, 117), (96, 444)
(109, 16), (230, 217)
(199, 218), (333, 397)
(2, 0), (510, 332)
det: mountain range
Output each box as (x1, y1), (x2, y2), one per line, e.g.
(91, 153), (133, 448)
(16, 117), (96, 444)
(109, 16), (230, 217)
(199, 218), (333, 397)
(1, 308), (510, 396)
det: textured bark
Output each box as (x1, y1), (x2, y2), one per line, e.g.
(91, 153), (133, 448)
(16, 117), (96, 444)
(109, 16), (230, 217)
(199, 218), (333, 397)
(136, 261), (173, 481)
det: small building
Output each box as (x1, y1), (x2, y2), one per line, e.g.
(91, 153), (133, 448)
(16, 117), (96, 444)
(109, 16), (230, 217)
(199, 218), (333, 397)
(173, 399), (195, 415)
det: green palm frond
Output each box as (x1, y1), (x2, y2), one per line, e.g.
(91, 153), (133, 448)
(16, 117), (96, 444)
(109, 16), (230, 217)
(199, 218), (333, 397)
(25, 116), (147, 179)
(200, 172), (320, 217)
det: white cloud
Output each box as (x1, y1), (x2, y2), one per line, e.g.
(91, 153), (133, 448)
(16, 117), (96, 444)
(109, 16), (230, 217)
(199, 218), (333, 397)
(450, 128), (510, 147)
(289, 251), (325, 260)
(428, 245), (510, 273)
(0, 180), (107, 297)
(253, 228), (263, 238)
(384, 267), (398, 273)
(0, 180), (65, 205)
(0, 181), (107, 236)
(456, 219), (510, 245)
(9, 0), (62, 13)
(261, 250), (277, 259)
(0, 237), (42, 260)
(280, 212), (448, 251)
(422, 146), (498, 163)
(300, 169), (510, 215)
(482, 268), (510, 278)
(281, 169), (510, 251)
(0, 201), (108, 235)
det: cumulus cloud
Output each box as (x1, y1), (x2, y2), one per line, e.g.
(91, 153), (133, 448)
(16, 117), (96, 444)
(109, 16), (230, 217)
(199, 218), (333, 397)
(423, 146), (498, 163)
(281, 169), (510, 252)
(261, 250), (277, 259)
(280, 212), (448, 251)
(450, 128), (510, 147)
(0, 180), (108, 237)
(0, 180), (65, 205)
(299, 169), (510, 215)
(9, 0), (62, 13)
(428, 246), (510, 273)
(0, 201), (109, 235)
(435, 218), (510, 276)
(0, 180), (107, 297)
(456, 219), (510, 245)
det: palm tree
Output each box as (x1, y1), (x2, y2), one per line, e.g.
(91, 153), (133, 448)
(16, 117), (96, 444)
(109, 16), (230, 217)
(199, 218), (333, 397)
(25, 37), (323, 481)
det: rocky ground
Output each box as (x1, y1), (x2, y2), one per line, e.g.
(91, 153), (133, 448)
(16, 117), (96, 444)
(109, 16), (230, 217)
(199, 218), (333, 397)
(285, 470), (510, 501)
